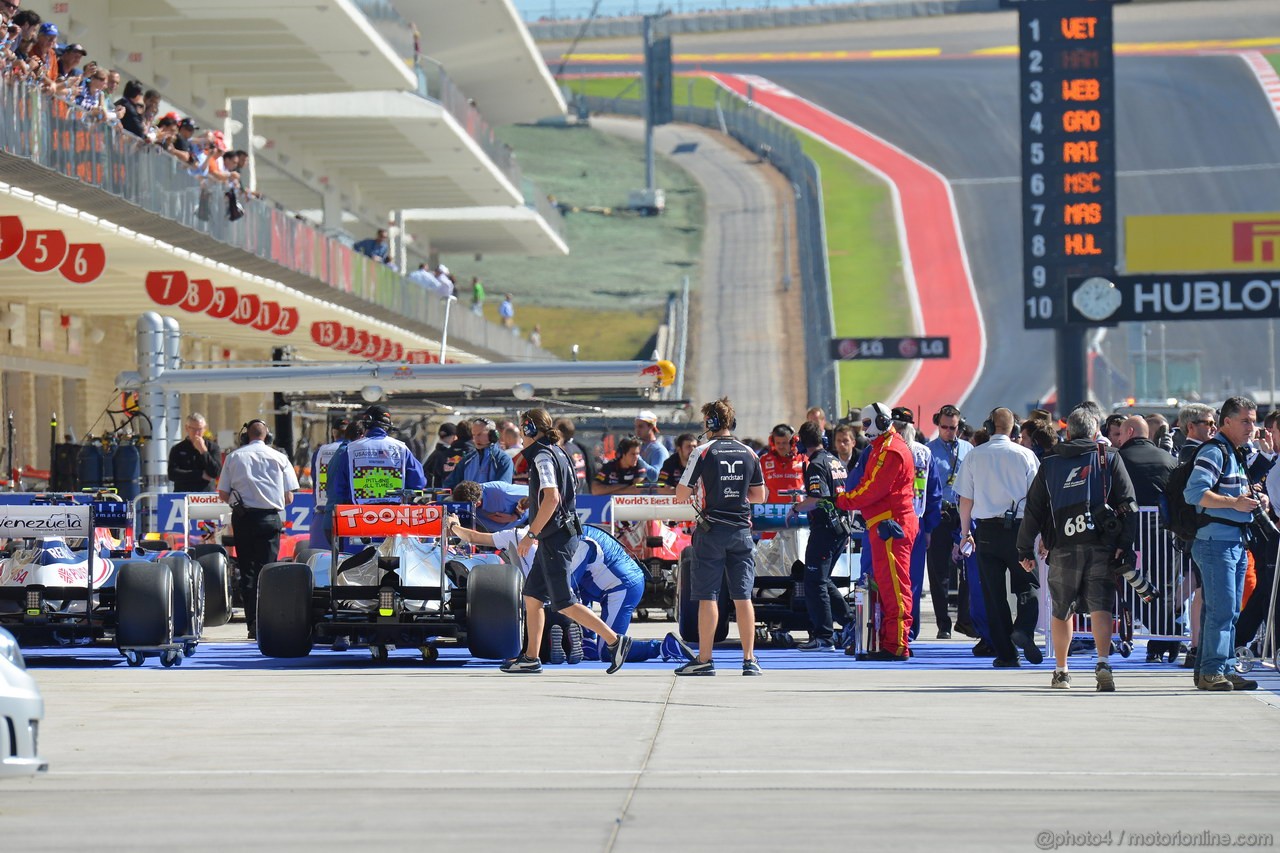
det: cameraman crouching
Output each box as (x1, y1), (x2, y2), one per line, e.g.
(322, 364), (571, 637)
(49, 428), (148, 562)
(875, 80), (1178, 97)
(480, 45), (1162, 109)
(1018, 407), (1138, 691)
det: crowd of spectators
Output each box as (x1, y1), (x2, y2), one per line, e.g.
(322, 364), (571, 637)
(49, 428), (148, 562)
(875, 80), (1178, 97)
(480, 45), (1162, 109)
(1, 5), (254, 222)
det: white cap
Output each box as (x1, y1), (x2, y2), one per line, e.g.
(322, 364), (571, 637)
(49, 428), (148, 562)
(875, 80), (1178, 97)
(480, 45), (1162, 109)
(636, 409), (659, 427)
(437, 264), (450, 275)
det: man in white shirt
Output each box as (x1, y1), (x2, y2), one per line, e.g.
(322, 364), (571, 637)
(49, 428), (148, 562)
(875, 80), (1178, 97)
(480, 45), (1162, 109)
(953, 408), (1041, 668)
(218, 420), (300, 638)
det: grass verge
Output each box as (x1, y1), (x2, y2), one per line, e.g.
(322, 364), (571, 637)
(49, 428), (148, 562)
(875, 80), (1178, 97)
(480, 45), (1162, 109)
(481, 303), (665, 362)
(564, 74), (723, 109)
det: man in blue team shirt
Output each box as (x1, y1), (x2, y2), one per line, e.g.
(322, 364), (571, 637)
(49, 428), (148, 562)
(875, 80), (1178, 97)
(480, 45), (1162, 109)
(447, 519), (693, 663)
(450, 480), (529, 532)
(444, 418), (514, 488)
(925, 404), (989, 647)
(327, 404), (426, 507)
(635, 410), (671, 472)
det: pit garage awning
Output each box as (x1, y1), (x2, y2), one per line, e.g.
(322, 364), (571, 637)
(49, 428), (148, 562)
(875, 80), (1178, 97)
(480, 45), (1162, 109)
(249, 91), (523, 213)
(25, 0), (416, 107)
(391, 0), (566, 125)
(402, 207), (568, 256)
(0, 186), (484, 364)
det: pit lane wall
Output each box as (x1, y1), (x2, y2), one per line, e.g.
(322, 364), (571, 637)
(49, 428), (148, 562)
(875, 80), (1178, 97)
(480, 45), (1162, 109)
(577, 94), (838, 418)
(528, 0), (1001, 40)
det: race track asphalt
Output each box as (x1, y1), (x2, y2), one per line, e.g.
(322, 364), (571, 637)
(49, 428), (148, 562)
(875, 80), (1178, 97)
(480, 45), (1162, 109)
(755, 53), (1280, 412)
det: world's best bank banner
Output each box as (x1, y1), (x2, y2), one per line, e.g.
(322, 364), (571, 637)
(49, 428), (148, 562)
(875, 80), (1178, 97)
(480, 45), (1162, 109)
(1066, 272), (1280, 325)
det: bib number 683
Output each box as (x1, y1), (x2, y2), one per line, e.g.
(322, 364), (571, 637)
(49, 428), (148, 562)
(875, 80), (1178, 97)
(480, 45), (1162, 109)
(1062, 514), (1089, 536)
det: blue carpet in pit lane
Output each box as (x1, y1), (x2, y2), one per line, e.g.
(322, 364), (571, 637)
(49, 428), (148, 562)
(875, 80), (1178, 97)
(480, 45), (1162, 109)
(18, 640), (1228, 673)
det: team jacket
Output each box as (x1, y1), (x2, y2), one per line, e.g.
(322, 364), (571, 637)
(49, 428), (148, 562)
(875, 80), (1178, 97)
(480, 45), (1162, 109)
(834, 428), (915, 526)
(760, 448), (807, 502)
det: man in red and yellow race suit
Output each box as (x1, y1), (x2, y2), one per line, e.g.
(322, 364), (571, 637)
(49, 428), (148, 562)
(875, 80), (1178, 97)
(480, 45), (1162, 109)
(836, 402), (918, 661)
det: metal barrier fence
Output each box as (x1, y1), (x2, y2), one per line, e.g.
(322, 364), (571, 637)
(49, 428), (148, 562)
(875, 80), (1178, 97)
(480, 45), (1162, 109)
(577, 91), (838, 415)
(1073, 508), (1188, 643)
(0, 79), (553, 362)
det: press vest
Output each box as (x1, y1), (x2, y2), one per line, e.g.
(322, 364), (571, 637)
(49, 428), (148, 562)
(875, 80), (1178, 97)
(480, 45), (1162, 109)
(313, 441), (341, 509)
(345, 433), (411, 504)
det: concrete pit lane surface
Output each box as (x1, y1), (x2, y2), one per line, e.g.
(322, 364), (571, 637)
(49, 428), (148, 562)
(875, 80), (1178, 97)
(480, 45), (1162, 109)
(5, 621), (1280, 851)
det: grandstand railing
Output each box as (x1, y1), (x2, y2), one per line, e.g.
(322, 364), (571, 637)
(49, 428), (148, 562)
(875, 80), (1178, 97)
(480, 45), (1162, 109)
(0, 78), (552, 361)
(576, 91), (838, 416)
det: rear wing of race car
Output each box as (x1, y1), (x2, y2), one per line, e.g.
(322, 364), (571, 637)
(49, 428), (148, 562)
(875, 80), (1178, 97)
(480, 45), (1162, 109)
(0, 499), (132, 624)
(328, 504), (445, 612)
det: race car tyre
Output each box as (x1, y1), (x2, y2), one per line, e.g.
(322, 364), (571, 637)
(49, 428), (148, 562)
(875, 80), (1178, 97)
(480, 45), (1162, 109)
(675, 550), (730, 645)
(189, 543), (227, 561)
(198, 551), (233, 628)
(292, 546), (319, 567)
(466, 562), (523, 660)
(161, 553), (204, 641)
(116, 561), (174, 650)
(257, 562), (314, 658)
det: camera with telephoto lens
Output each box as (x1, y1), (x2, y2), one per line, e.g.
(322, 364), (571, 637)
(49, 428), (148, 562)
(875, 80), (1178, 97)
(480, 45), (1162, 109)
(1110, 547), (1159, 602)
(1249, 502), (1279, 542)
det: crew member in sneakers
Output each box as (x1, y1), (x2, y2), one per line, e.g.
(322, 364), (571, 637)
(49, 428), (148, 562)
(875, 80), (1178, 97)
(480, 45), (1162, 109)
(446, 519), (694, 665)
(835, 403), (917, 662)
(674, 396), (767, 676)
(501, 408), (632, 675)
(1019, 406), (1137, 691)
(790, 420), (854, 650)
(953, 408), (1040, 669)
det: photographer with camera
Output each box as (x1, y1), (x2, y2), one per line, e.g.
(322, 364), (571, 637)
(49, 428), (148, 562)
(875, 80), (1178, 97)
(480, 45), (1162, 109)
(1018, 407), (1138, 691)
(1182, 396), (1267, 691)
(790, 421), (855, 651)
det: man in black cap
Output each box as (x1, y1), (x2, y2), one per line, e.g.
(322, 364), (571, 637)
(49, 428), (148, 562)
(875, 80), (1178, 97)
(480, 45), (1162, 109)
(170, 117), (198, 164)
(327, 405), (426, 506)
(423, 422), (458, 488)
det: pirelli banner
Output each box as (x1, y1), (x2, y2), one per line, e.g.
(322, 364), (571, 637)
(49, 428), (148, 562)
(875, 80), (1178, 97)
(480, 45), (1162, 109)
(1125, 212), (1280, 273)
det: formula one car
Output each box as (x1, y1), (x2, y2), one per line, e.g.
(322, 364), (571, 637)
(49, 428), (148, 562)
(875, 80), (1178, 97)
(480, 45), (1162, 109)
(0, 627), (45, 776)
(255, 503), (522, 663)
(0, 495), (207, 667)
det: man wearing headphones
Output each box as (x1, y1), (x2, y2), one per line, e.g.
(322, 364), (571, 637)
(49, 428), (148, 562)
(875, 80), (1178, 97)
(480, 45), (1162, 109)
(760, 423), (807, 503)
(891, 407), (944, 644)
(218, 419), (300, 639)
(791, 420), (854, 650)
(675, 397), (767, 676)
(835, 402), (918, 661)
(953, 407), (1041, 668)
(444, 418), (514, 488)
(503, 408), (633, 674)
(327, 404), (426, 507)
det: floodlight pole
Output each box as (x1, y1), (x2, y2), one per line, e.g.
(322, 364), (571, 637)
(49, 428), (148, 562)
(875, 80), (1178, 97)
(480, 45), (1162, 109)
(643, 13), (655, 192)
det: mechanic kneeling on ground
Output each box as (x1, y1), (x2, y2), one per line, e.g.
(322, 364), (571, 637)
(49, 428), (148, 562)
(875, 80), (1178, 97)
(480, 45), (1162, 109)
(450, 480), (529, 532)
(218, 419), (300, 640)
(502, 408), (633, 675)
(1018, 406), (1138, 692)
(674, 396), (767, 677)
(447, 518), (693, 665)
(790, 420), (855, 651)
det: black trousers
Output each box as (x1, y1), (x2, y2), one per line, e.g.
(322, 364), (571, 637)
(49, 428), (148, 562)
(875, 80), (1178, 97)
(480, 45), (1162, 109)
(975, 520), (1039, 661)
(233, 508), (282, 625)
(926, 514), (959, 633)
(803, 528), (851, 640)
(1239, 534), (1279, 647)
